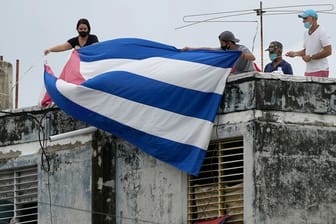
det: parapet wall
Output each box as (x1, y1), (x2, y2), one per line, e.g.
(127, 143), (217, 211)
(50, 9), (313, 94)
(221, 73), (336, 116)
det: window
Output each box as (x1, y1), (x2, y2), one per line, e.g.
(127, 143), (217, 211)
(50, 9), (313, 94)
(188, 137), (244, 224)
(0, 166), (38, 224)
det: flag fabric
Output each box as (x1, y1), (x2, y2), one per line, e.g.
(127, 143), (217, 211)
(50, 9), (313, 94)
(44, 38), (241, 175)
(195, 215), (229, 224)
(41, 49), (84, 107)
(254, 62), (262, 72)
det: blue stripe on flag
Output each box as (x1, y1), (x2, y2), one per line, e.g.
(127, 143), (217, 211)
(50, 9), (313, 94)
(44, 68), (206, 175)
(79, 38), (241, 68)
(79, 38), (178, 62)
(82, 71), (222, 121)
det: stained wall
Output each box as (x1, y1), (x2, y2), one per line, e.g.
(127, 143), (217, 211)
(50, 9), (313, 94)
(1, 73), (336, 223)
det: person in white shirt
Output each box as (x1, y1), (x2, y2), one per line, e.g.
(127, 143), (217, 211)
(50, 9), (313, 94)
(286, 9), (332, 77)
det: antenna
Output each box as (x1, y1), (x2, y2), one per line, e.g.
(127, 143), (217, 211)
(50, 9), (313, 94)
(176, 2), (336, 70)
(256, 1), (265, 69)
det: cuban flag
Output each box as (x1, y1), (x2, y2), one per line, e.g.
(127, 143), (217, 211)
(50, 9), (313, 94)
(44, 38), (241, 175)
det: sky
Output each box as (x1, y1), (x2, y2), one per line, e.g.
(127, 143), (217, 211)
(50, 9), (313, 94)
(1, 0), (335, 108)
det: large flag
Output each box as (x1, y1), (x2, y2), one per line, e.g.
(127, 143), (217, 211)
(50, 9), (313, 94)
(44, 38), (241, 175)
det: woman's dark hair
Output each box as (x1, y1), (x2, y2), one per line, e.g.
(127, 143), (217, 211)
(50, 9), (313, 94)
(76, 18), (91, 33)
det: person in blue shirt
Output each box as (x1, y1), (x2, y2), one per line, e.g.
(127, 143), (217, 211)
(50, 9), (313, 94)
(264, 41), (293, 75)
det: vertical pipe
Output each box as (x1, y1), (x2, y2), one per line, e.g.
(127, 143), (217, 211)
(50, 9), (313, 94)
(15, 59), (19, 109)
(260, 1), (264, 70)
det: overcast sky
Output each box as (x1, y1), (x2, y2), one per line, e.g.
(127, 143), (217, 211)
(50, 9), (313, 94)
(1, 0), (335, 108)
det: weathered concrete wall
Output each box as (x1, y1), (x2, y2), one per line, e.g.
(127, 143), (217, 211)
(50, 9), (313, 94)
(0, 133), (93, 224)
(39, 141), (92, 224)
(218, 73), (336, 224)
(0, 107), (94, 223)
(91, 131), (116, 224)
(0, 106), (188, 224)
(254, 120), (336, 224)
(221, 73), (336, 115)
(2, 72), (336, 224)
(115, 141), (187, 224)
(0, 107), (87, 147)
(0, 60), (13, 110)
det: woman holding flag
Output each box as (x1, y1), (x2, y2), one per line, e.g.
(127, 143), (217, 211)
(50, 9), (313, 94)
(44, 18), (98, 55)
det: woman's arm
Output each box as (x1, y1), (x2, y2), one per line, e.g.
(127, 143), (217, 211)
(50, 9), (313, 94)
(44, 42), (73, 55)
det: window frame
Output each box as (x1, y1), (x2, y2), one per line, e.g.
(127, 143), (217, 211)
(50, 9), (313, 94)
(0, 165), (38, 224)
(187, 137), (244, 224)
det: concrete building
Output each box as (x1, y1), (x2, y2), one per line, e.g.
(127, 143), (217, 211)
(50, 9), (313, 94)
(0, 72), (336, 224)
(0, 58), (13, 110)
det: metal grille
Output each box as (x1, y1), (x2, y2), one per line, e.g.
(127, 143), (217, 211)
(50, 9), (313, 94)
(188, 137), (244, 224)
(0, 166), (38, 224)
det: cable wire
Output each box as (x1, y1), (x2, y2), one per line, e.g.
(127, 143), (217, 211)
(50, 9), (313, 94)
(0, 107), (55, 223)
(0, 108), (161, 224)
(38, 201), (161, 224)
(9, 55), (45, 93)
(176, 3), (336, 30)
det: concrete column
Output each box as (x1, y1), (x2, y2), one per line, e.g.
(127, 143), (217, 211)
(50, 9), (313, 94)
(0, 60), (13, 109)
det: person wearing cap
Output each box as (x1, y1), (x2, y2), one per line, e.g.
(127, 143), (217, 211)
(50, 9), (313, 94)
(182, 31), (256, 74)
(285, 9), (332, 77)
(264, 41), (293, 75)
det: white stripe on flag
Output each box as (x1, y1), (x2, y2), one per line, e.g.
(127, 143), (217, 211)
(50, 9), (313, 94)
(56, 79), (213, 150)
(80, 57), (230, 94)
(80, 58), (133, 80)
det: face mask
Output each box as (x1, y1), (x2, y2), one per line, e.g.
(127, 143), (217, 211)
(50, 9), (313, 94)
(79, 31), (88, 37)
(269, 53), (278, 61)
(221, 44), (230, 51)
(304, 22), (312, 29)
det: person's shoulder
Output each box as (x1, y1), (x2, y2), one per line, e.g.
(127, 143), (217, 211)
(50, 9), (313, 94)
(68, 36), (78, 42)
(237, 44), (251, 52)
(281, 59), (290, 64)
(263, 62), (273, 72)
(280, 59), (292, 66)
(67, 36), (79, 47)
(317, 25), (326, 30)
(89, 34), (98, 38)
(88, 34), (99, 42)
(316, 25), (329, 34)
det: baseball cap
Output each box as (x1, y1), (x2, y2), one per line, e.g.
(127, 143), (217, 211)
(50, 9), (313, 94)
(218, 31), (240, 43)
(265, 41), (283, 52)
(298, 9), (318, 19)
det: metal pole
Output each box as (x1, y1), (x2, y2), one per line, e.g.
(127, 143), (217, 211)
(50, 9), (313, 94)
(260, 1), (264, 70)
(49, 127), (97, 142)
(15, 59), (19, 109)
